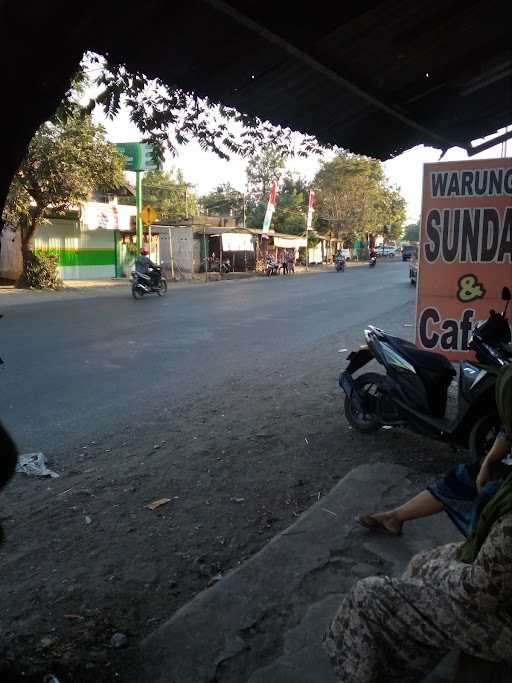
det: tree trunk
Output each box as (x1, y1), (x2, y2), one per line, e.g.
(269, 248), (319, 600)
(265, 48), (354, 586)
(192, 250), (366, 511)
(16, 212), (45, 288)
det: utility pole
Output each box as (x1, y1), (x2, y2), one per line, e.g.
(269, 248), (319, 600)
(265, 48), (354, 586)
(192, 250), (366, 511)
(168, 227), (174, 280)
(203, 225), (208, 282)
(135, 170), (143, 250)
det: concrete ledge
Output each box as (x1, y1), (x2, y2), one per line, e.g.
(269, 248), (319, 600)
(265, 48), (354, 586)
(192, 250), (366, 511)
(139, 464), (458, 683)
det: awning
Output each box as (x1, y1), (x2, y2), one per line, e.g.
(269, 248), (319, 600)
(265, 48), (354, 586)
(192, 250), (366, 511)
(221, 232), (254, 251)
(273, 236), (307, 249)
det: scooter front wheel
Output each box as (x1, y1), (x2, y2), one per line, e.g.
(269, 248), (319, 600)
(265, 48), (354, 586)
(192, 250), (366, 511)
(157, 279), (168, 296)
(344, 372), (383, 433)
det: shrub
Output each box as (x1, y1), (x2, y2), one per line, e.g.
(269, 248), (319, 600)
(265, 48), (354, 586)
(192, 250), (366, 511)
(17, 251), (63, 289)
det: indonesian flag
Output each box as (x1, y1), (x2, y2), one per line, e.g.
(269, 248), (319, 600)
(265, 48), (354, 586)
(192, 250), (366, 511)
(262, 180), (278, 237)
(306, 190), (315, 230)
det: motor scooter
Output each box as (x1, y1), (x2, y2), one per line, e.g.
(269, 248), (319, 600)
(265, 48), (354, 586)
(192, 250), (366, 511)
(339, 287), (512, 460)
(131, 267), (168, 299)
(335, 256), (346, 272)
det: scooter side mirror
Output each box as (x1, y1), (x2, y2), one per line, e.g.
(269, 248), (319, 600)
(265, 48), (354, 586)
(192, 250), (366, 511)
(501, 287), (511, 301)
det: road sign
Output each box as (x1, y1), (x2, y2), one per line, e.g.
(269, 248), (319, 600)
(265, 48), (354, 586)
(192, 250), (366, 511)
(140, 205), (158, 226)
(116, 142), (160, 172)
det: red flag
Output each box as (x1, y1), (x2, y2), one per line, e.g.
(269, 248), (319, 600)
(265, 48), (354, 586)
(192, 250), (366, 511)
(262, 180), (279, 235)
(306, 190), (315, 230)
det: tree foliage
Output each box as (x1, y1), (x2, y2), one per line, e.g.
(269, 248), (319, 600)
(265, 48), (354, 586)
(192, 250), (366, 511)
(141, 168), (198, 220)
(403, 222), (420, 242)
(246, 146), (287, 201)
(272, 175), (308, 235)
(244, 146), (308, 233)
(200, 183), (244, 221)
(246, 173), (309, 235)
(3, 112), (125, 251)
(90, 54), (327, 162)
(313, 153), (406, 245)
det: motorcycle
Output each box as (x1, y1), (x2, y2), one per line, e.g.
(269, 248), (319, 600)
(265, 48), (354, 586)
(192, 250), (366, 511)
(335, 256), (346, 272)
(369, 255), (377, 267)
(265, 259), (280, 277)
(339, 287), (512, 460)
(131, 267), (168, 299)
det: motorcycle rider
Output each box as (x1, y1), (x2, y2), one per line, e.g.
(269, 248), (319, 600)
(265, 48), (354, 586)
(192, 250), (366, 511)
(135, 247), (160, 289)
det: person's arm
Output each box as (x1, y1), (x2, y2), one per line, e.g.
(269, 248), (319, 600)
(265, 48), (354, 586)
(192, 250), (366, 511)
(477, 430), (512, 491)
(417, 514), (512, 608)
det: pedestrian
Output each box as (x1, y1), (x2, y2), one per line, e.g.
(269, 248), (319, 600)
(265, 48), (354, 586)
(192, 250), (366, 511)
(281, 253), (288, 275)
(324, 363), (512, 682)
(358, 363), (512, 539)
(286, 251), (295, 275)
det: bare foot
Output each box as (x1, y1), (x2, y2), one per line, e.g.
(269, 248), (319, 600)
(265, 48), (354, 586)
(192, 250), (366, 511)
(358, 511), (403, 536)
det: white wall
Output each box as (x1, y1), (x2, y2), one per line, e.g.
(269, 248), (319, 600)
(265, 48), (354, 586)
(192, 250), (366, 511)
(0, 226), (22, 281)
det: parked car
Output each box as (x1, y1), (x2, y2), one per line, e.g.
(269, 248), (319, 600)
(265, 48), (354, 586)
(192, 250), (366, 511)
(402, 245), (418, 261)
(378, 246), (397, 257)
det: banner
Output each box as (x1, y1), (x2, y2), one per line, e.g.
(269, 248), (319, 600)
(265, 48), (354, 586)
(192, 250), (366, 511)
(262, 180), (278, 237)
(416, 158), (512, 360)
(306, 190), (315, 230)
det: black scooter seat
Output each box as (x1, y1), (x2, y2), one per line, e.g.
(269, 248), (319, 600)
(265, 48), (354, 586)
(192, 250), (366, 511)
(386, 336), (455, 376)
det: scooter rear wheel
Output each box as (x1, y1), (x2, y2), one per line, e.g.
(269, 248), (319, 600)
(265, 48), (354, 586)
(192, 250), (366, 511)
(132, 283), (144, 299)
(344, 372), (383, 433)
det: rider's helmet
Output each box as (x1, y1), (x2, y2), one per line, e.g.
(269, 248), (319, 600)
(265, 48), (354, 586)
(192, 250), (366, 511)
(140, 248), (149, 255)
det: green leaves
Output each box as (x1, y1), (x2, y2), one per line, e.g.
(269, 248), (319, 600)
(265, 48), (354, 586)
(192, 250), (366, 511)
(3, 111), (125, 244)
(403, 223), (420, 242)
(142, 169), (198, 220)
(313, 153), (406, 243)
(91, 57), (325, 161)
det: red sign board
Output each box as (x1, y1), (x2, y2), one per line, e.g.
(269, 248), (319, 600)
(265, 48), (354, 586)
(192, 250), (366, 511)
(416, 158), (512, 361)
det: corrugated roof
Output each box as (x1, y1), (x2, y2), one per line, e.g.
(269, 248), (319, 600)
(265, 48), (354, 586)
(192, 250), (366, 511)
(88, 0), (512, 158)
(2, 0), (512, 221)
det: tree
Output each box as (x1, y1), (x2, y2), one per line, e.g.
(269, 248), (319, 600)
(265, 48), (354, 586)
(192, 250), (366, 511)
(245, 156), (307, 233)
(142, 168), (198, 220)
(3, 112), (125, 284)
(246, 146), (287, 201)
(313, 153), (406, 245)
(403, 222), (420, 242)
(200, 183), (244, 221)
(92, 54), (324, 163)
(272, 174), (308, 235)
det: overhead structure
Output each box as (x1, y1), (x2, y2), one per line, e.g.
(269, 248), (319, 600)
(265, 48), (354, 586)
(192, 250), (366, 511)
(2, 0), (511, 217)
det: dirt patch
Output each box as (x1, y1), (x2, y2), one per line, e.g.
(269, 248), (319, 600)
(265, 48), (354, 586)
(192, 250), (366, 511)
(0, 336), (461, 681)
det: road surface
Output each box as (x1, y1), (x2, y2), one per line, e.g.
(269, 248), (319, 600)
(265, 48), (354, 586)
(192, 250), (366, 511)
(0, 262), (458, 681)
(1, 262), (413, 454)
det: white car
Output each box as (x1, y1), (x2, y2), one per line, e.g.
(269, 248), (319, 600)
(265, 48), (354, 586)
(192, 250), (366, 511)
(339, 248), (351, 260)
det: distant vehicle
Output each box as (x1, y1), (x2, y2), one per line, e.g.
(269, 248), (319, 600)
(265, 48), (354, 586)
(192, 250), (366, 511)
(335, 254), (346, 272)
(339, 248), (351, 260)
(378, 246), (397, 257)
(402, 245), (418, 261)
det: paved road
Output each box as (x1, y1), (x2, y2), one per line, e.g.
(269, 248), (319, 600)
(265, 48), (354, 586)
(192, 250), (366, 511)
(1, 262), (414, 455)
(3, 261), (459, 682)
